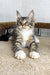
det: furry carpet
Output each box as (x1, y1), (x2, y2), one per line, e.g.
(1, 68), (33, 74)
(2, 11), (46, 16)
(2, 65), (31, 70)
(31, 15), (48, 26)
(0, 37), (50, 75)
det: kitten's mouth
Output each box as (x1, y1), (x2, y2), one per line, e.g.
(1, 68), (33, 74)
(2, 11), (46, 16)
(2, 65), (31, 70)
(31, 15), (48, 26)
(22, 26), (26, 29)
(22, 27), (26, 29)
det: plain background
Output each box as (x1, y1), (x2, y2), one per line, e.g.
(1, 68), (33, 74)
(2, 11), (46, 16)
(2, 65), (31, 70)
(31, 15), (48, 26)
(0, 0), (50, 36)
(0, 0), (50, 22)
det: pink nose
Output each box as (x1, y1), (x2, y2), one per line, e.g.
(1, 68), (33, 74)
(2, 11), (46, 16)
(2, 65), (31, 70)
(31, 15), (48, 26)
(22, 23), (25, 26)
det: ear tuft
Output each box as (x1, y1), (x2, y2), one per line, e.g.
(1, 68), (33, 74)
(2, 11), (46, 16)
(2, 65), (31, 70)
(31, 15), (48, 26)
(16, 10), (22, 20)
(28, 10), (34, 21)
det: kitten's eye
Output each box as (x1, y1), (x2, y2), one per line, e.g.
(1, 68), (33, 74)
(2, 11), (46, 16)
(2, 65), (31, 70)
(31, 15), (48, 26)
(17, 21), (21, 26)
(29, 23), (33, 26)
(29, 24), (32, 27)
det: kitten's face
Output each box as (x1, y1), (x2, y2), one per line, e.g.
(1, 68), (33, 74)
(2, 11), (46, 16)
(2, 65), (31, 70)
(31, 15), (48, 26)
(17, 10), (35, 30)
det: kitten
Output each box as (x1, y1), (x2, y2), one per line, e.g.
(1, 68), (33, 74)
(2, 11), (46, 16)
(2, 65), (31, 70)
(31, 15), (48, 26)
(12, 10), (40, 59)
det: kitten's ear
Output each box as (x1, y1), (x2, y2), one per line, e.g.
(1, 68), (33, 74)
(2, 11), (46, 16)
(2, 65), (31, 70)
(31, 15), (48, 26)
(28, 10), (34, 21)
(16, 11), (22, 20)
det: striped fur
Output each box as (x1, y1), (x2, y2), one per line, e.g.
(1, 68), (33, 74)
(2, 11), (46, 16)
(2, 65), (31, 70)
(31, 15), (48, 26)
(12, 10), (40, 59)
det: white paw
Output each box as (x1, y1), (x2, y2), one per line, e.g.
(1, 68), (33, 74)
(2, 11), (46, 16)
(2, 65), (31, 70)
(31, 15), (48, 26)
(29, 51), (40, 59)
(15, 50), (26, 59)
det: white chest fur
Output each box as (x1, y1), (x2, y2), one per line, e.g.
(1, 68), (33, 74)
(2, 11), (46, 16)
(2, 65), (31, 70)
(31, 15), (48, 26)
(19, 29), (33, 47)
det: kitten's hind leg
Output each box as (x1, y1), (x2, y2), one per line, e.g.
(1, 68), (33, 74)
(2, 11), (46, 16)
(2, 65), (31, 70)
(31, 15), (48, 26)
(13, 42), (26, 59)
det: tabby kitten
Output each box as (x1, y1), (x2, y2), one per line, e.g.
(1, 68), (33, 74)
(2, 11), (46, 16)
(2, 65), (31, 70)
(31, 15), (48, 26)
(12, 10), (40, 59)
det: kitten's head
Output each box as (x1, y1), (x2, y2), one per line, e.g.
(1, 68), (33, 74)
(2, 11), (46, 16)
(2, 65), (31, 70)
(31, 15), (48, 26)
(16, 10), (35, 30)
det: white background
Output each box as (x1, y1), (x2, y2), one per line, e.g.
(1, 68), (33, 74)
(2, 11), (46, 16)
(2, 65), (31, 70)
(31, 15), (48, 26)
(0, 0), (50, 23)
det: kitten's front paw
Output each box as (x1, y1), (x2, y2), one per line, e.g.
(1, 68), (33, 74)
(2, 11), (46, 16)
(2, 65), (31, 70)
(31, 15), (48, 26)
(15, 50), (26, 59)
(29, 51), (40, 59)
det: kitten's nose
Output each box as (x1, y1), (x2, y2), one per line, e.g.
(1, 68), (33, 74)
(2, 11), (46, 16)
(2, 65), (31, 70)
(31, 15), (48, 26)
(22, 23), (25, 26)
